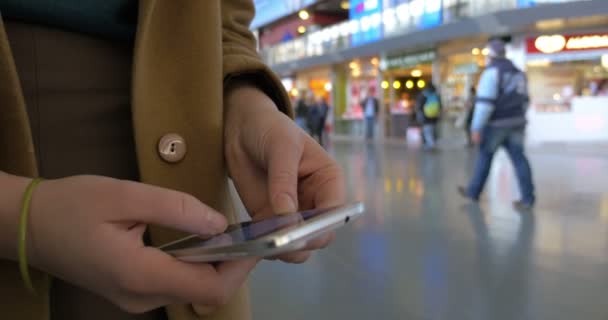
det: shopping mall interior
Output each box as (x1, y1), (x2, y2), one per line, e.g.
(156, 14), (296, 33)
(249, 0), (608, 319)
(0, 0), (607, 320)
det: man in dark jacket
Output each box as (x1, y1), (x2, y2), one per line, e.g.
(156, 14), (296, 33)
(459, 39), (536, 210)
(361, 90), (380, 140)
(295, 92), (311, 132)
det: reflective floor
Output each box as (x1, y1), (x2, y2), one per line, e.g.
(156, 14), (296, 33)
(249, 139), (608, 320)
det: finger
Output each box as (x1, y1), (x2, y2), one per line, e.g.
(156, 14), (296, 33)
(303, 231), (335, 251)
(133, 249), (257, 305)
(276, 231), (334, 264)
(278, 250), (312, 264)
(264, 126), (304, 215)
(192, 304), (216, 317)
(299, 141), (346, 209)
(121, 182), (228, 237)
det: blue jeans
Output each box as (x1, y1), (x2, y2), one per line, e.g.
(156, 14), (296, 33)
(365, 117), (375, 139)
(423, 124), (436, 148)
(466, 126), (535, 205)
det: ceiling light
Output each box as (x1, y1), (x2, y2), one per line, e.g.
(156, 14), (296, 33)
(406, 80), (414, 89)
(381, 81), (389, 89)
(417, 80), (426, 89)
(297, 25), (307, 34)
(482, 48), (490, 56)
(393, 80), (401, 89)
(411, 69), (422, 77)
(340, 1), (350, 10)
(298, 10), (310, 20)
(472, 48), (480, 55)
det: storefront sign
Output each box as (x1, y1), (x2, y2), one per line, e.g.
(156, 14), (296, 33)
(518, 0), (580, 7)
(251, 0), (317, 29)
(528, 34), (608, 54)
(383, 0), (442, 31)
(350, 0), (383, 46)
(381, 50), (436, 70)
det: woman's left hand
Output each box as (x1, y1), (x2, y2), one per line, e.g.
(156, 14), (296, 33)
(224, 85), (346, 263)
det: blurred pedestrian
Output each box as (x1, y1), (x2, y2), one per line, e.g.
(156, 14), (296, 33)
(415, 83), (442, 150)
(306, 95), (323, 145)
(361, 89), (379, 140)
(458, 39), (536, 210)
(294, 91), (309, 132)
(465, 86), (477, 146)
(312, 96), (330, 146)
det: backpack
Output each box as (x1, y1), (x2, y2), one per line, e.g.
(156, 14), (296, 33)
(423, 92), (441, 119)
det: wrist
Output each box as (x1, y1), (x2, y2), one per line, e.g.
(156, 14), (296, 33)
(224, 86), (279, 140)
(0, 172), (32, 261)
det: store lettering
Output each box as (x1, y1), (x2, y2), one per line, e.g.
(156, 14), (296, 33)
(364, 0), (378, 10)
(535, 35), (566, 54)
(566, 35), (608, 50)
(382, 51), (436, 70)
(534, 34), (608, 54)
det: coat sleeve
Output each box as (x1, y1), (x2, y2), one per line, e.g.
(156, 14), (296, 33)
(221, 0), (293, 117)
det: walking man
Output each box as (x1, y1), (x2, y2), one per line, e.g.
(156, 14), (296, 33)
(459, 39), (536, 210)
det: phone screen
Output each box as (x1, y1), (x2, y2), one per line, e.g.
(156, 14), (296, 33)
(162, 207), (335, 251)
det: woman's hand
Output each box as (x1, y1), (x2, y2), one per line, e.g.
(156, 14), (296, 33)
(19, 175), (257, 313)
(224, 85), (346, 263)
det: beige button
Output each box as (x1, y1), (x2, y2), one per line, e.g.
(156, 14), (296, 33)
(158, 133), (187, 163)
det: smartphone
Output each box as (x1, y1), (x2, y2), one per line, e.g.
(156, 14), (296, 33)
(160, 202), (364, 262)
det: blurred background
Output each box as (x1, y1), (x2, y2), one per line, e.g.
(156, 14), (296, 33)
(247, 1), (608, 319)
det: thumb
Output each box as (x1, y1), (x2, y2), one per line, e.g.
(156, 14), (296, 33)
(123, 182), (228, 236)
(265, 130), (303, 215)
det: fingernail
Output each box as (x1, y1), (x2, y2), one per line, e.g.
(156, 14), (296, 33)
(275, 193), (297, 215)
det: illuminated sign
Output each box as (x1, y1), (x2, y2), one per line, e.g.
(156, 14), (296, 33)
(251, 0), (317, 29)
(518, 0), (580, 7)
(528, 33), (608, 54)
(350, 0), (383, 46)
(381, 50), (436, 70)
(567, 35), (608, 50)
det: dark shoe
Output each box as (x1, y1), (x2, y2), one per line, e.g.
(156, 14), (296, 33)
(513, 201), (534, 211)
(458, 186), (478, 202)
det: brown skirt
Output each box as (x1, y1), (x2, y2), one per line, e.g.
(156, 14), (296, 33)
(5, 20), (167, 320)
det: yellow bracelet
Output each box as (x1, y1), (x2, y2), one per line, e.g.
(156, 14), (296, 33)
(18, 178), (44, 294)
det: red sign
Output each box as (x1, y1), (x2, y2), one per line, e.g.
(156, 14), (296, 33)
(527, 33), (608, 54)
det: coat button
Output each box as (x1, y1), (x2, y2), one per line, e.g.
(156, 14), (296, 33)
(158, 133), (187, 163)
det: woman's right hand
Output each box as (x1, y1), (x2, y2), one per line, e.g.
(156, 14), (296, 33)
(23, 175), (256, 313)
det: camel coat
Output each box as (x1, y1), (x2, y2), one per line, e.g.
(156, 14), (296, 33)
(0, 1), (290, 319)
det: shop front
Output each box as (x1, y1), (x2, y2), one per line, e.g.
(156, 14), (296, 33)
(291, 67), (334, 134)
(437, 38), (489, 118)
(525, 32), (608, 144)
(334, 57), (380, 137)
(380, 50), (435, 137)
(294, 67), (333, 100)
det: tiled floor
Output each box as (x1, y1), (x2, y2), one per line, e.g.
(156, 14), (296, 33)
(249, 140), (608, 320)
